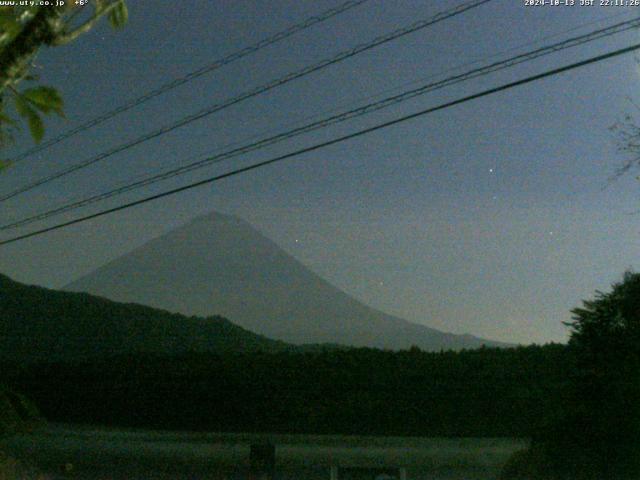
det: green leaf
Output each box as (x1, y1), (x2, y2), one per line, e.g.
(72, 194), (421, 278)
(14, 95), (44, 143)
(0, 7), (36, 45)
(22, 86), (64, 117)
(14, 94), (31, 118)
(0, 159), (13, 171)
(108, 1), (128, 29)
(0, 113), (17, 128)
(0, 8), (20, 25)
(0, 17), (22, 45)
(27, 111), (44, 143)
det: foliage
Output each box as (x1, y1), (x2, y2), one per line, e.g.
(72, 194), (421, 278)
(1, 345), (571, 438)
(610, 112), (640, 182)
(0, 345), (567, 437)
(562, 271), (640, 477)
(8, 86), (64, 145)
(0, 387), (40, 438)
(502, 271), (640, 479)
(0, 452), (22, 480)
(0, 273), (291, 362)
(0, 448), (46, 480)
(0, 1), (127, 165)
(567, 271), (640, 359)
(0, 273), (573, 438)
(0, 386), (43, 480)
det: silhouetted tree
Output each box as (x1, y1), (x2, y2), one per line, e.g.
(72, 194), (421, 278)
(503, 272), (640, 479)
(562, 271), (640, 477)
(0, 1), (127, 159)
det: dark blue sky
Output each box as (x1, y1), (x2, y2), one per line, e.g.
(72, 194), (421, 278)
(1, 0), (639, 343)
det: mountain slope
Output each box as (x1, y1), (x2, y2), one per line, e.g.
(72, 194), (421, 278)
(65, 211), (506, 350)
(0, 274), (289, 363)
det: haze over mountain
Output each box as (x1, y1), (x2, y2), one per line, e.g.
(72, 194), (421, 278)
(65, 211), (507, 351)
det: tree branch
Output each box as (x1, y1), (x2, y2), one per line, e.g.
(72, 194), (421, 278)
(0, 7), (64, 94)
(52, 1), (122, 46)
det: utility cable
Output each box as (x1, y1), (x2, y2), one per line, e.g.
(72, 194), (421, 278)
(1, 40), (638, 246)
(0, 0), (492, 202)
(3, 15), (639, 230)
(8, 0), (371, 163)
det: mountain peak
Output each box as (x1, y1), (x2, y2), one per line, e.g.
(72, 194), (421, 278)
(186, 210), (245, 226)
(65, 211), (507, 351)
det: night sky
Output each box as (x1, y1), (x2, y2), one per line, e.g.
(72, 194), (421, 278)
(1, 0), (639, 344)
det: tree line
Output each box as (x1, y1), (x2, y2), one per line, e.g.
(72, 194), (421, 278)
(1, 343), (571, 438)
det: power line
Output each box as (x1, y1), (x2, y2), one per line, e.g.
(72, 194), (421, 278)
(9, 0), (371, 163)
(1, 41), (638, 247)
(4, 15), (639, 231)
(0, 0), (492, 203)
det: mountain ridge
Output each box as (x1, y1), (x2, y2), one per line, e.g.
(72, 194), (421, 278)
(64, 211), (508, 350)
(0, 273), (291, 363)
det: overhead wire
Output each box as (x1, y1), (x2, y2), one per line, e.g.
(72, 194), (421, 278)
(0, 0), (492, 203)
(8, 0), (372, 163)
(3, 15), (639, 231)
(1, 40), (639, 246)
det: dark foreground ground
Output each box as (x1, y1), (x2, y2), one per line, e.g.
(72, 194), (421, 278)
(1, 424), (526, 480)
